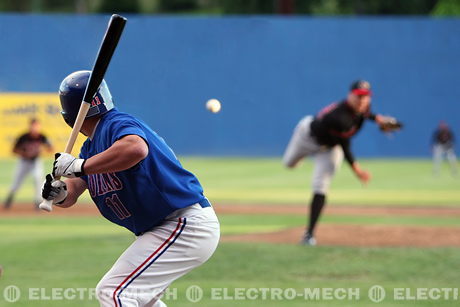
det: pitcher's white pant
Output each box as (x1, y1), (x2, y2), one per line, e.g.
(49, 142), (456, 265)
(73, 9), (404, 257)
(432, 144), (458, 175)
(283, 116), (344, 194)
(96, 204), (220, 307)
(9, 158), (43, 203)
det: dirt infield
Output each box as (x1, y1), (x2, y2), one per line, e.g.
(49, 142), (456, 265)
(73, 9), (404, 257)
(217, 204), (460, 247)
(215, 204), (460, 217)
(3, 203), (460, 247)
(4, 203), (460, 217)
(223, 225), (460, 247)
(0, 204), (99, 216)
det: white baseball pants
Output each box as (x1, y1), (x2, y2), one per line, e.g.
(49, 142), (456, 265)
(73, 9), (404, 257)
(96, 204), (220, 307)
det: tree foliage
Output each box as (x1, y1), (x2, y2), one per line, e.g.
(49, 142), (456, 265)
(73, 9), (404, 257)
(0, 0), (459, 16)
(432, 0), (460, 15)
(97, 0), (140, 13)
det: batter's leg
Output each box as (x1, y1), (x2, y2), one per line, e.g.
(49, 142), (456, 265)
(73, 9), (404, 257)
(151, 300), (167, 307)
(145, 288), (168, 307)
(302, 146), (343, 245)
(283, 116), (318, 168)
(96, 207), (219, 307)
(4, 159), (33, 209)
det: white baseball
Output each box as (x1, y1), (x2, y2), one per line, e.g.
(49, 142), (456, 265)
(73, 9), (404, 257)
(206, 99), (221, 113)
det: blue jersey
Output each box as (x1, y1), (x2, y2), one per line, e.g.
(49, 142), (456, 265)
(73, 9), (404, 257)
(79, 109), (206, 235)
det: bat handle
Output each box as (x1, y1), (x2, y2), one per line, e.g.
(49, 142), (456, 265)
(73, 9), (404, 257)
(39, 199), (53, 212)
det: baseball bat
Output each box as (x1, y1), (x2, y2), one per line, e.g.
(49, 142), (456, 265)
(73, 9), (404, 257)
(39, 14), (127, 212)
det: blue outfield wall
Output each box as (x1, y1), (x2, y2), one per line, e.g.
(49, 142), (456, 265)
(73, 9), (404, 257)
(0, 14), (459, 157)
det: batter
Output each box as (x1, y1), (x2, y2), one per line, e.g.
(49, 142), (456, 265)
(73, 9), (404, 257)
(42, 71), (220, 306)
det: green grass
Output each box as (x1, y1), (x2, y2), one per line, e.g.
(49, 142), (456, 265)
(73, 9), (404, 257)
(1, 158), (459, 206)
(1, 212), (459, 242)
(220, 213), (460, 234)
(0, 157), (459, 306)
(0, 216), (459, 306)
(183, 157), (460, 206)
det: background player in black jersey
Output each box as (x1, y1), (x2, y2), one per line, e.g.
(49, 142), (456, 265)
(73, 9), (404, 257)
(283, 80), (389, 245)
(4, 118), (53, 210)
(431, 121), (458, 176)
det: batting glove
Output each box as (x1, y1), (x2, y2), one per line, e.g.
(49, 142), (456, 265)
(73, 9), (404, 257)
(41, 174), (68, 204)
(52, 153), (86, 178)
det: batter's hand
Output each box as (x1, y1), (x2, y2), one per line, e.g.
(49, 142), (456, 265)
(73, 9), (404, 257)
(52, 153), (86, 178)
(41, 174), (68, 204)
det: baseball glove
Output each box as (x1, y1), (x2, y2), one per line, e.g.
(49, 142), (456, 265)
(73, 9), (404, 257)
(378, 116), (403, 132)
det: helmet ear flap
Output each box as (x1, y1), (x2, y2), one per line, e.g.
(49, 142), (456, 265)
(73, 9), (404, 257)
(61, 109), (77, 128)
(64, 117), (73, 128)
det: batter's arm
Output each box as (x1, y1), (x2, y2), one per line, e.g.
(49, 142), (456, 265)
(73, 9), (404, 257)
(55, 177), (88, 208)
(83, 135), (148, 175)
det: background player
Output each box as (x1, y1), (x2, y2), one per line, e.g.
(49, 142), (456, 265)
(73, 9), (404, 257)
(283, 80), (400, 246)
(4, 118), (53, 210)
(431, 120), (458, 176)
(41, 70), (220, 306)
